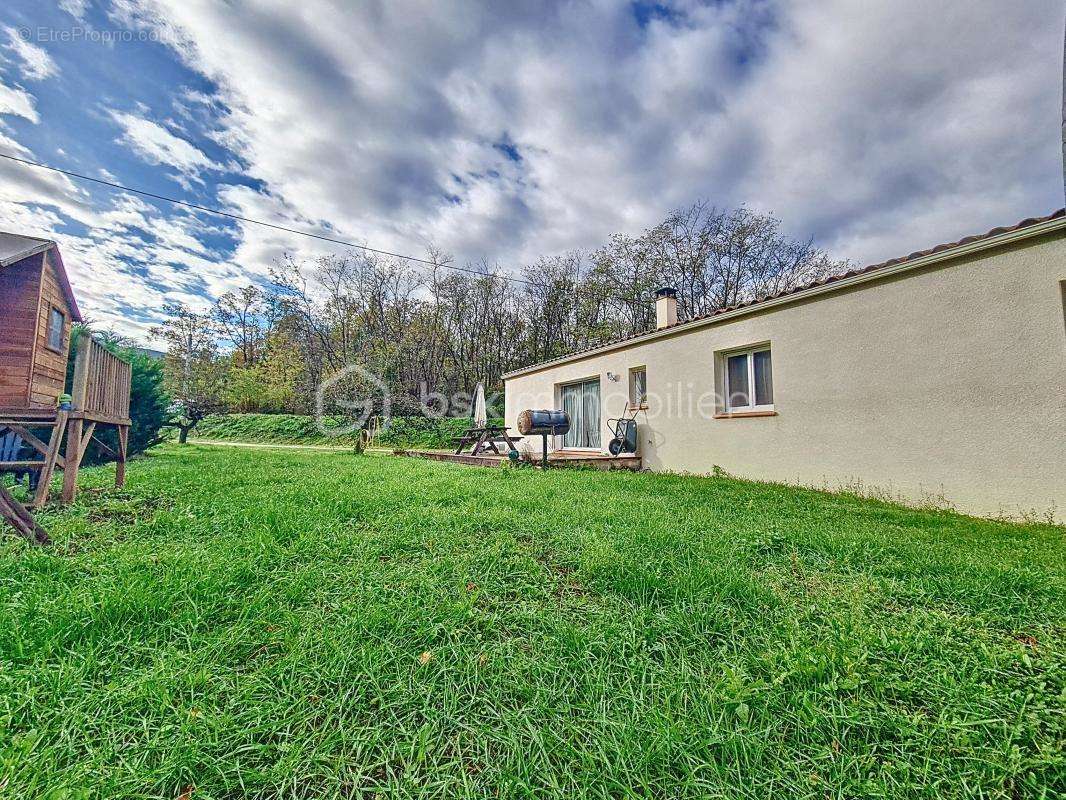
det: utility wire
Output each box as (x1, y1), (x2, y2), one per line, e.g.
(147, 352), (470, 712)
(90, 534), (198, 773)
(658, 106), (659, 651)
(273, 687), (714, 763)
(2, 151), (656, 311)
(0, 151), (539, 286)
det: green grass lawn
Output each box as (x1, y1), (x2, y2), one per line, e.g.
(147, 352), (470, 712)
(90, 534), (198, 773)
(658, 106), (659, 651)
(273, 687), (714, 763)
(1, 445), (1063, 799)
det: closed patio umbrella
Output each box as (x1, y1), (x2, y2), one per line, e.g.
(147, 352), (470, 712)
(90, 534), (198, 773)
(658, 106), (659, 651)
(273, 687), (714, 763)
(473, 382), (487, 427)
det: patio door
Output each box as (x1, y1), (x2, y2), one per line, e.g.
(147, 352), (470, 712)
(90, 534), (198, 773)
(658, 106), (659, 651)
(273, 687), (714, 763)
(560, 379), (600, 449)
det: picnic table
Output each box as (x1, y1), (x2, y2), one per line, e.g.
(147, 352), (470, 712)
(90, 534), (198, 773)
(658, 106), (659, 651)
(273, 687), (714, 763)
(454, 425), (522, 455)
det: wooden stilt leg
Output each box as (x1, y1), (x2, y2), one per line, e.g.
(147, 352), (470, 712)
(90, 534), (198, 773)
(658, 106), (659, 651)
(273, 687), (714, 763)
(32, 410), (68, 508)
(61, 417), (84, 505)
(0, 484), (50, 544)
(115, 425), (129, 489)
(80, 423), (96, 455)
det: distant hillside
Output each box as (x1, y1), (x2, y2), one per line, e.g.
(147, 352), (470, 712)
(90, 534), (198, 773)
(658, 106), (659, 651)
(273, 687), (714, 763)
(188, 413), (501, 450)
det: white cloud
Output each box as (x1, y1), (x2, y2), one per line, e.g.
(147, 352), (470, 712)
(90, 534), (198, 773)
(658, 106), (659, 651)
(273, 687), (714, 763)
(58, 0), (90, 21)
(0, 145), (229, 340)
(721, 0), (1064, 263)
(2, 27), (59, 81)
(108, 109), (222, 180)
(0, 78), (39, 122)
(3, 0), (1064, 340)
(106, 0), (1063, 278)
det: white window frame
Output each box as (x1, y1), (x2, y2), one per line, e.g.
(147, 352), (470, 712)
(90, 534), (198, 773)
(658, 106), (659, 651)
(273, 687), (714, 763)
(629, 366), (647, 408)
(724, 346), (773, 412)
(46, 306), (66, 353)
(557, 377), (602, 451)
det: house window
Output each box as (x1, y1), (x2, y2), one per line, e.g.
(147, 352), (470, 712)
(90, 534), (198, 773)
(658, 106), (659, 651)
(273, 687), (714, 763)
(629, 366), (647, 408)
(47, 307), (65, 352)
(724, 347), (772, 411)
(1060, 281), (1065, 338)
(560, 379), (601, 449)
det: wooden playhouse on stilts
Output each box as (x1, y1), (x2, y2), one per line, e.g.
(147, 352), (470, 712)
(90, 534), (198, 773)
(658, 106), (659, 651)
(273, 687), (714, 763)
(0, 233), (131, 542)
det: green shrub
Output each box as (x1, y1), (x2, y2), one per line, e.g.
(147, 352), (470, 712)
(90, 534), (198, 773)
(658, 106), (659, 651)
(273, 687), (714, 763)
(191, 413), (504, 450)
(67, 327), (171, 464)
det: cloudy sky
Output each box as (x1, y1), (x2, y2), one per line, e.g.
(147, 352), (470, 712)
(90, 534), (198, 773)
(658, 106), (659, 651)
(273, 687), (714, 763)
(0, 1), (1062, 342)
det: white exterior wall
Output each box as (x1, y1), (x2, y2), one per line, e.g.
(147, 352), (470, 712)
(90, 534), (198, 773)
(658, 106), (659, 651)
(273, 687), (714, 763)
(505, 230), (1066, 522)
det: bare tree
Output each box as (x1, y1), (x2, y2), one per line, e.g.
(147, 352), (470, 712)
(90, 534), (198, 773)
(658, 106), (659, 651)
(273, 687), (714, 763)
(214, 285), (275, 366)
(150, 304), (226, 443)
(203, 204), (844, 417)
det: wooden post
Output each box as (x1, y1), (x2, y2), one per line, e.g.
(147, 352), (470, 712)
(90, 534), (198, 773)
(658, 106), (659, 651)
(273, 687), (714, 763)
(61, 417), (83, 505)
(70, 336), (91, 413)
(80, 422), (96, 455)
(32, 410), (68, 508)
(0, 484), (50, 545)
(115, 425), (129, 489)
(8, 425), (56, 460)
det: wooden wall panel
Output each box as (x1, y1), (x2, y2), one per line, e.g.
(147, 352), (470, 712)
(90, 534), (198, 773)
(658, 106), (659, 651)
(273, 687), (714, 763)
(29, 252), (73, 407)
(0, 253), (43, 407)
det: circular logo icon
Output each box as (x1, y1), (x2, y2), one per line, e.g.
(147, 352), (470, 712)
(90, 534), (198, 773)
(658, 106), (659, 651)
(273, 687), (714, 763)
(315, 364), (391, 438)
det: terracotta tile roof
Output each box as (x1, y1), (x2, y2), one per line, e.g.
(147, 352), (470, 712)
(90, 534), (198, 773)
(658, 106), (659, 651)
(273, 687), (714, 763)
(504, 208), (1066, 378)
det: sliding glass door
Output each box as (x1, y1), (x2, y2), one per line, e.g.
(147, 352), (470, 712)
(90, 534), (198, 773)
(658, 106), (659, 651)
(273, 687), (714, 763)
(560, 379), (601, 449)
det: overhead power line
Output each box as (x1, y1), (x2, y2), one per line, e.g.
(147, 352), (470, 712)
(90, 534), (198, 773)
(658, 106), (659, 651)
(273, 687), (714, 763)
(0, 151), (537, 286)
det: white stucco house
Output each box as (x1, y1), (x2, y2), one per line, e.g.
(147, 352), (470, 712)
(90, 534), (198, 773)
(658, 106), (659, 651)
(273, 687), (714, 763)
(503, 210), (1066, 522)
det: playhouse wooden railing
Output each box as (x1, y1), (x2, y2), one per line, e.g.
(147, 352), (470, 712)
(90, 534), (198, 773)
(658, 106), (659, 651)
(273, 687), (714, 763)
(71, 336), (132, 423)
(0, 336), (133, 529)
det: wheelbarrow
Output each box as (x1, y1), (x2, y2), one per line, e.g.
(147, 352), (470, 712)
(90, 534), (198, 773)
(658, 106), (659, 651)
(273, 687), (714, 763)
(607, 403), (640, 456)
